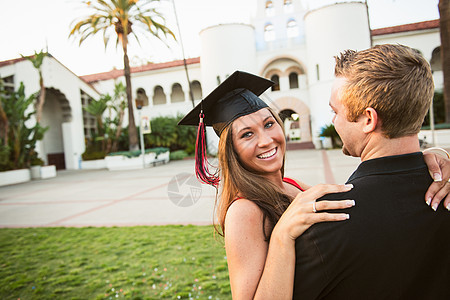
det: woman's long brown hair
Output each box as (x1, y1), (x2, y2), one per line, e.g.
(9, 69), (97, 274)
(215, 108), (292, 241)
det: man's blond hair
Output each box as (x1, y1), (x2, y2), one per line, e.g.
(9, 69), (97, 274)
(334, 44), (434, 138)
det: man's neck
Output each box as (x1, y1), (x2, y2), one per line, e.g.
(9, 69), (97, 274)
(360, 134), (421, 162)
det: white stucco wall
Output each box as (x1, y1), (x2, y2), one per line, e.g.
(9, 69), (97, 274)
(304, 2), (371, 146)
(0, 56), (100, 169)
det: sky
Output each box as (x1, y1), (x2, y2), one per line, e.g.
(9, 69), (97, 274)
(0, 0), (440, 76)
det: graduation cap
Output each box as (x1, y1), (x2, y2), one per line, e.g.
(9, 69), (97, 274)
(178, 70), (274, 187)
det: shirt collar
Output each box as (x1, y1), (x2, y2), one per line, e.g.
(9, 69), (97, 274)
(347, 152), (426, 183)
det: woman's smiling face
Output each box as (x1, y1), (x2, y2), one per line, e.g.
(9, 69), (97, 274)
(231, 108), (285, 176)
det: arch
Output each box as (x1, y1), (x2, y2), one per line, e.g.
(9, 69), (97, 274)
(270, 74), (280, 91)
(136, 87), (149, 107)
(191, 80), (202, 100)
(171, 83), (185, 103)
(265, 1), (274, 16)
(289, 72), (299, 89)
(279, 109), (301, 141)
(284, 0), (293, 13)
(430, 46), (442, 72)
(259, 55), (307, 78)
(269, 96), (312, 142)
(153, 86), (166, 105)
(264, 23), (275, 41)
(41, 87), (73, 169)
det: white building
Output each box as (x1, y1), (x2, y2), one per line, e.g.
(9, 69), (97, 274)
(0, 1), (443, 169)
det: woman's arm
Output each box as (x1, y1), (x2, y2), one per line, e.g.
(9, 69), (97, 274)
(225, 184), (354, 300)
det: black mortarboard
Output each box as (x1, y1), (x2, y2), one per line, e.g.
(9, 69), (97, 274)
(178, 70), (274, 187)
(178, 70), (274, 136)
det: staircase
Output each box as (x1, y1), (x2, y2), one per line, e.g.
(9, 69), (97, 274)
(286, 141), (315, 150)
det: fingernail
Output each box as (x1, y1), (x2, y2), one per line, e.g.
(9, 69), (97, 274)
(431, 203), (438, 211)
(426, 197), (432, 206)
(345, 214), (350, 219)
(347, 200), (356, 206)
(345, 184), (354, 189)
(433, 173), (442, 182)
(446, 204), (450, 211)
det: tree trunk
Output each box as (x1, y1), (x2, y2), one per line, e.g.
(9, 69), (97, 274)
(35, 72), (46, 124)
(439, 0), (450, 122)
(122, 34), (139, 151)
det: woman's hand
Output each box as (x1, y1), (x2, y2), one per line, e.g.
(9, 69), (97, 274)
(273, 183), (355, 243)
(423, 149), (450, 211)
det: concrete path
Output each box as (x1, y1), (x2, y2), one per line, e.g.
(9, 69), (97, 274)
(0, 149), (360, 228)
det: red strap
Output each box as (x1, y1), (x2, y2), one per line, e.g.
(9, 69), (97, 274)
(283, 177), (305, 191)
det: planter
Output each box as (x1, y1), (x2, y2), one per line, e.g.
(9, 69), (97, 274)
(40, 165), (57, 179)
(105, 150), (170, 171)
(81, 159), (107, 170)
(30, 165), (42, 179)
(321, 137), (333, 149)
(0, 169), (31, 187)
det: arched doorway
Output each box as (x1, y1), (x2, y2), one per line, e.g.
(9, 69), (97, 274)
(269, 96), (314, 149)
(279, 109), (301, 142)
(41, 88), (72, 169)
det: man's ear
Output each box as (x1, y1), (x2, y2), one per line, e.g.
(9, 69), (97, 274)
(362, 107), (378, 134)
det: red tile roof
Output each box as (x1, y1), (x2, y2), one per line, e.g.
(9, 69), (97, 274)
(81, 57), (200, 83)
(0, 57), (27, 68)
(371, 19), (439, 36)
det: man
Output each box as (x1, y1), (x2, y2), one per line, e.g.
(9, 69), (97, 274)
(293, 44), (450, 299)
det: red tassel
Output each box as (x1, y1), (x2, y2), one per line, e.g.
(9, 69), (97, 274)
(195, 112), (220, 187)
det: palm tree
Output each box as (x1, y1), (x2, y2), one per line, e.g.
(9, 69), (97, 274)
(439, 0), (450, 122)
(22, 50), (47, 124)
(69, 0), (175, 151)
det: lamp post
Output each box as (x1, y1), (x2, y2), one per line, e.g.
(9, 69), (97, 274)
(135, 99), (145, 168)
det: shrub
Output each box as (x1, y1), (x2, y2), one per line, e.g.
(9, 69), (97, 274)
(319, 124), (342, 149)
(145, 115), (196, 154)
(170, 150), (188, 160)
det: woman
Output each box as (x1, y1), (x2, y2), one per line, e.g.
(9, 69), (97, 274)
(179, 71), (450, 299)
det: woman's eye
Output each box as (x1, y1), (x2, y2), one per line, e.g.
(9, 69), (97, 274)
(241, 131), (253, 139)
(331, 109), (336, 114)
(265, 121), (274, 128)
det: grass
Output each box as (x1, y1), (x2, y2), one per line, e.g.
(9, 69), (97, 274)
(0, 226), (231, 300)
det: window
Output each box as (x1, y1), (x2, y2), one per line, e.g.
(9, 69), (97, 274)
(191, 80), (202, 100)
(289, 72), (299, 89)
(80, 90), (97, 138)
(136, 88), (149, 107)
(284, 0), (293, 13)
(171, 83), (185, 103)
(271, 75), (280, 91)
(264, 23), (275, 41)
(153, 86), (166, 105)
(287, 19), (298, 38)
(1, 75), (14, 94)
(316, 64), (320, 81)
(265, 1), (274, 16)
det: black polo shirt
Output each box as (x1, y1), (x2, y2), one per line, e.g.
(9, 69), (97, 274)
(293, 152), (450, 299)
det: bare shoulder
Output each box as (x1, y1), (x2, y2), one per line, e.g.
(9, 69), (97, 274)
(224, 198), (268, 256)
(226, 198), (264, 225)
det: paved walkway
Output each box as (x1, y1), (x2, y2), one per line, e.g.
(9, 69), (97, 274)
(0, 149), (360, 228)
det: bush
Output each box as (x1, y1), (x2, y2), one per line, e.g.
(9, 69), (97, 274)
(319, 124), (342, 149)
(145, 115), (196, 154)
(82, 150), (106, 161)
(170, 150), (188, 160)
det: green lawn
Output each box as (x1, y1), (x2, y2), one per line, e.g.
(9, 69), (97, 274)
(0, 226), (231, 300)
